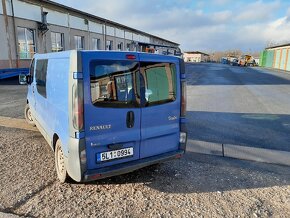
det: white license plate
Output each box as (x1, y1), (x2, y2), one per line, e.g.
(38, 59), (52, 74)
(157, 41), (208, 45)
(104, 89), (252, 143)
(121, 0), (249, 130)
(97, 147), (133, 162)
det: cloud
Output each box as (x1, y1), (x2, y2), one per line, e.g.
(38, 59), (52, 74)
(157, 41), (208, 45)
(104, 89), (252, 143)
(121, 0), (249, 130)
(53, 0), (290, 52)
(234, 0), (281, 23)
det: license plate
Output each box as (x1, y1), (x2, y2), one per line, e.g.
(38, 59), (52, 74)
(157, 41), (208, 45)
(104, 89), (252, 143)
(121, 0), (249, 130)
(97, 147), (133, 162)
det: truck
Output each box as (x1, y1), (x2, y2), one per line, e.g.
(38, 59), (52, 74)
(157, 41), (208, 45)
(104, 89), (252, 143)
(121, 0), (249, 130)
(19, 50), (187, 183)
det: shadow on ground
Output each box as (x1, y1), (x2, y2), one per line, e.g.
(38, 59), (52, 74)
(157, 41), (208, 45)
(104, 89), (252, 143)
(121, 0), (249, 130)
(0, 77), (20, 85)
(186, 111), (290, 152)
(80, 151), (290, 194)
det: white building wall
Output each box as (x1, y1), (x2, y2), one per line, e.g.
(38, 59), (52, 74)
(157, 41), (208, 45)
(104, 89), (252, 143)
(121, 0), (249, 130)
(69, 15), (88, 31)
(133, 33), (139, 41)
(0, 1), (3, 14)
(89, 21), (103, 34)
(115, 28), (124, 38)
(0, 16), (8, 59)
(125, 31), (132, 40)
(13, 0), (41, 22)
(44, 8), (68, 27)
(5, 0), (12, 16)
(106, 26), (115, 36)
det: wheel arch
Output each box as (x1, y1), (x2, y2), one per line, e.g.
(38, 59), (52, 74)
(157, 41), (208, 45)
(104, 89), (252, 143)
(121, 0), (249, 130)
(52, 133), (59, 151)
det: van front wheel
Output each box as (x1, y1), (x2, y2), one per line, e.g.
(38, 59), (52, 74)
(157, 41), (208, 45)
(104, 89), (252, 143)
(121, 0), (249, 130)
(24, 104), (35, 126)
(55, 139), (68, 183)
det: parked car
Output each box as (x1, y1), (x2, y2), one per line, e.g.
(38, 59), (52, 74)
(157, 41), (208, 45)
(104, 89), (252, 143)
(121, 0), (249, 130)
(19, 50), (187, 183)
(230, 58), (239, 66)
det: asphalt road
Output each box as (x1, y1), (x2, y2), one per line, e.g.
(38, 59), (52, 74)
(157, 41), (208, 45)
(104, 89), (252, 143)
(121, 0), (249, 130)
(0, 78), (27, 119)
(186, 63), (290, 152)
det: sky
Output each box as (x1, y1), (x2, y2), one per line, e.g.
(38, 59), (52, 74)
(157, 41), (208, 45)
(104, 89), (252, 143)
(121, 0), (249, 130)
(53, 0), (290, 53)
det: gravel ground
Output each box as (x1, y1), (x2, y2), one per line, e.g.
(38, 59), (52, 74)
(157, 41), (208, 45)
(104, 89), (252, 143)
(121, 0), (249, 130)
(0, 126), (290, 217)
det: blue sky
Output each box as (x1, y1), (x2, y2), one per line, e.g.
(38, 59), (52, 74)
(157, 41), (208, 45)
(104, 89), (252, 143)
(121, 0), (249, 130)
(53, 0), (290, 52)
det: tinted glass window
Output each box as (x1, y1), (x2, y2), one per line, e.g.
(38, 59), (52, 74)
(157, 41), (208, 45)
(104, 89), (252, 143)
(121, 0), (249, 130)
(51, 32), (64, 52)
(90, 61), (139, 108)
(35, 59), (48, 98)
(140, 62), (176, 106)
(17, 27), (36, 59)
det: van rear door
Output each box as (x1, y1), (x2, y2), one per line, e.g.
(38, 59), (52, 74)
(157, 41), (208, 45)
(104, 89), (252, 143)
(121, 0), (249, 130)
(139, 54), (180, 158)
(82, 52), (141, 170)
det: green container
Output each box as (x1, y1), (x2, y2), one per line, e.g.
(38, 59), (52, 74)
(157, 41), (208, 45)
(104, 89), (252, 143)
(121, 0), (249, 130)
(265, 50), (274, 68)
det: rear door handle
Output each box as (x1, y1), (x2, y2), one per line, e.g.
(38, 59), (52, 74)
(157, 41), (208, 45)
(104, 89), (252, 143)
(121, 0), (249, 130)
(126, 111), (135, 128)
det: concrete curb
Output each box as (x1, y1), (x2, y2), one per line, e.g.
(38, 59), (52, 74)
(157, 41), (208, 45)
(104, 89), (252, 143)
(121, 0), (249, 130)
(188, 139), (290, 166)
(0, 212), (20, 218)
(187, 139), (223, 156)
(0, 116), (38, 132)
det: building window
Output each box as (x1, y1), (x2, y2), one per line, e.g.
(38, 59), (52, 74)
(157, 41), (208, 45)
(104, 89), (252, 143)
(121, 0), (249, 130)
(17, 27), (36, 59)
(92, 38), (101, 50)
(74, 36), (84, 50)
(117, 42), (123, 51)
(106, 40), (113, 50)
(51, 32), (64, 52)
(126, 43), (131, 51)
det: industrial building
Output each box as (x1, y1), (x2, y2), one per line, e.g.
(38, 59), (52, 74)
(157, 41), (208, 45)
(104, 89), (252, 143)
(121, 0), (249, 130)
(183, 51), (210, 63)
(260, 43), (290, 71)
(0, 0), (180, 70)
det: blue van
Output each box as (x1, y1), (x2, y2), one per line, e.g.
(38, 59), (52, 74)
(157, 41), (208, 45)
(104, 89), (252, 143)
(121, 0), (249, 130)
(20, 50), (187, 183)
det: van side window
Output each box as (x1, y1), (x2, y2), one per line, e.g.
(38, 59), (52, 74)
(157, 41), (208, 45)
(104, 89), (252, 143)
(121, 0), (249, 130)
(140, 62), (177, 106)
(35, 59), (48, 98)
(90, 61), (139, 108)
(29, 58), (35, 82)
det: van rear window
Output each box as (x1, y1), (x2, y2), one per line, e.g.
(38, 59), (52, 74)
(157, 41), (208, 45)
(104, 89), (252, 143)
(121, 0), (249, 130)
(90, 61), (177, 108)
(140, 62), (176, 106)
(90, 61), (140, 108)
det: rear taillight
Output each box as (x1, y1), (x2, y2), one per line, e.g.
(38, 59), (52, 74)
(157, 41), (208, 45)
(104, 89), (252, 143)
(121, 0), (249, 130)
(72, 81), (84, 131)
(181, 81), (187, 117)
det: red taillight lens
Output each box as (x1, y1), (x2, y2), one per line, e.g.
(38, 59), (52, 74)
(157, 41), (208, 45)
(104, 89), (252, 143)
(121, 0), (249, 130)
(126, 54), (136, 60)
(181, 81), (187, 117)
(72, 82), (84, 131)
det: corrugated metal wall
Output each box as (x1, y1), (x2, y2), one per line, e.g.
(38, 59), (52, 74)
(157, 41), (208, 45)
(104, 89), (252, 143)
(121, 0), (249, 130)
(260, 47), (290, 72)
(286, 51), (290, 71)
(265, 50), (274, 68)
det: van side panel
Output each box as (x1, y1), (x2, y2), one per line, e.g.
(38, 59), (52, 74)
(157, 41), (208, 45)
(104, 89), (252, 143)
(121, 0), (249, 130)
(46, 58), (70, 154)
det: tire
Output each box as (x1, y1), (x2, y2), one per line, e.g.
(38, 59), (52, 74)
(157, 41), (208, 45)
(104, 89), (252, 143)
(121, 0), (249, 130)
(55, 139), (69, 183)
(24, 104), (35, 126)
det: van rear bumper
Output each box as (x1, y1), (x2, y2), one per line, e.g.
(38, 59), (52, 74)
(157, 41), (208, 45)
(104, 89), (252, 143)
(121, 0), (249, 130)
(83, 150), (185, 182)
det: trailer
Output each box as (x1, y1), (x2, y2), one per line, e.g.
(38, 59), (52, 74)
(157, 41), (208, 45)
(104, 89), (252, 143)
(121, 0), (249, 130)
(0, 68), (29, 80)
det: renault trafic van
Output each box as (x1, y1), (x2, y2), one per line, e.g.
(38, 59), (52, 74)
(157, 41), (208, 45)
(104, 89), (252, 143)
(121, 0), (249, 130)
(20, 50), (187, 183)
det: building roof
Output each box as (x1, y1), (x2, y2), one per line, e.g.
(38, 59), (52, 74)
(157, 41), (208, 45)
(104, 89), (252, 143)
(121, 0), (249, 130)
(266, 43), (290, 50)
(32, 0), (179, 46)
(184, 51), (210, 56)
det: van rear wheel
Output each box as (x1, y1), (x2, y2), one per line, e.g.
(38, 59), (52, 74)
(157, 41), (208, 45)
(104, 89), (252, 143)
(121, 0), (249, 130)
(55, 139), (68, 183)
(24, 104), (35, 126)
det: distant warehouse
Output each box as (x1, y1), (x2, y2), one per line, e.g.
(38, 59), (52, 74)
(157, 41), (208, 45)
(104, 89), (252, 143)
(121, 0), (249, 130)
(0, 0), (180, 69)
(183, 51), (210, 63)
(260, 43), (290, 72)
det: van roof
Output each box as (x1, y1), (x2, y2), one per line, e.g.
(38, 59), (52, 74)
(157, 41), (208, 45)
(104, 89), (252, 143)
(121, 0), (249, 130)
(33, 50), (181, 61)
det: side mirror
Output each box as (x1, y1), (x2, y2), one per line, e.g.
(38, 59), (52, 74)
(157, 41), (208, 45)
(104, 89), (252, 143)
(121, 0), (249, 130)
(19, 74), (30, 85)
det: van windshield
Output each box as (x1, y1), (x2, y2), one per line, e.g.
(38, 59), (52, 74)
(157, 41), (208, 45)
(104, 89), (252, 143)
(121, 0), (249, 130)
(90, 61), (177, 108)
